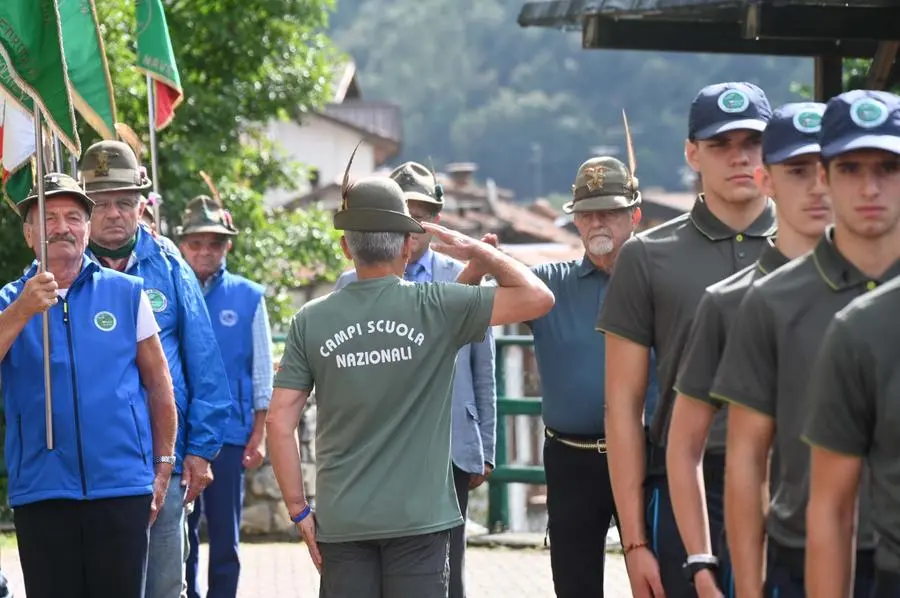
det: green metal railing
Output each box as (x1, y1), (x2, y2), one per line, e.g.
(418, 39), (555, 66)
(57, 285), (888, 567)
(487, 335), (543, 532)
(271, 331), (543, 532)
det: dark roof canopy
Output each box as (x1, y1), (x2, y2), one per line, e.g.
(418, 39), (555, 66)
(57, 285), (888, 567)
(518, 0), (900, 97)
(519, 0), (900, 56)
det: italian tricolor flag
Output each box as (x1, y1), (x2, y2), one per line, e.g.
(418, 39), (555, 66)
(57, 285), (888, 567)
(0, 96), (35, 214)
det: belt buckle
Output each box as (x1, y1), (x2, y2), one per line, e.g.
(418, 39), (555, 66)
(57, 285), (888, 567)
(596, 439), (604, 453)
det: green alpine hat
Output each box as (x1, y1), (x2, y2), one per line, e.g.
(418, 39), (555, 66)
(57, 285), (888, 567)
(334, 177), (424, 234)
(389, 161), (444, 207)
(174, 195), (238, 238)
(17, 173), (95, 220)
(564, 156), (641, 214)
(333, 144), (424, 234)
(79, 140), (152, 193)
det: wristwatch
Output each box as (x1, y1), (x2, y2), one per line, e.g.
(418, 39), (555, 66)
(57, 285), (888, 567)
(682, 555), (718, 583)
(153, 455), (177, 465)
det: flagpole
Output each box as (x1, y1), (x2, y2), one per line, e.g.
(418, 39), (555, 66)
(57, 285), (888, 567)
(52, 135), (63, 172)
(145, 74), (161, 228)
(33, 106), (54, 451)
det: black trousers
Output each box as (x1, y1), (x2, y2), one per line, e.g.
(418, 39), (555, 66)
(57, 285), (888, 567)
(645, 446), (730, 598)
(14, 494), (152, 598)
(875, 569), (900, 598)
(764, 541), (875, 598)
(544, 432), (618, 598)
(449, 465), (470, 598)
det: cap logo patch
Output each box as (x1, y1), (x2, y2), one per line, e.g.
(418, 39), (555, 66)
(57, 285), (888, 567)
(219, 309), (238, 327)
(850, 98), (889, 129)
(717, 90), (749, 114)
(793, 109), (823, 134)
(583, 165), (607, 192)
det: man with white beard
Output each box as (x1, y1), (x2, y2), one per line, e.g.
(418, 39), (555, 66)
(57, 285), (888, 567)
(499, 154), (653, 597)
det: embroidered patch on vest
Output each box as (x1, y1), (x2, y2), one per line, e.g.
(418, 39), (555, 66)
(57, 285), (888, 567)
(146, 288), (168, 313)
(94, 311), (118, 332)
(219, 309), (238, 327)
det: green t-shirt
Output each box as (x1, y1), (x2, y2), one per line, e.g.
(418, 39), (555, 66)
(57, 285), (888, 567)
(274, 275), (496, 542)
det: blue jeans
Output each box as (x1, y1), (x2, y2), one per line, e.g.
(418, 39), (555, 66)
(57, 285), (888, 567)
(146, 474), (188, 598)
(186, 445), (246, 598)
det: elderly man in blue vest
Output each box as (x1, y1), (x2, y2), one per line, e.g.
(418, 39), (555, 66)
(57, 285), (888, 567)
(0, 173), (178, 597)
(334, 161), (496, 598)
(80, 141), (232, 598)
(177, 194), (273, 598)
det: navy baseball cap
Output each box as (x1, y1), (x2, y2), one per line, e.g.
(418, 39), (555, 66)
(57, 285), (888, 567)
(763, 102), (825, 165)
(689, 82), (773, 140)
(820, 90), (900, 160)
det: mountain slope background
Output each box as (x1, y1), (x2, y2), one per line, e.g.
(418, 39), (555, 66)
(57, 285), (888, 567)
(329, 0), (812, 199)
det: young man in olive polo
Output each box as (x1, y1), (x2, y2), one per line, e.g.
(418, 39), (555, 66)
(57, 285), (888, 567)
(711, 89), (900, 598)
(803, 281), (900, 598)
(597, 82), (776, 598)
(800, 91), (900, 598)
(665, 102), (831, 596)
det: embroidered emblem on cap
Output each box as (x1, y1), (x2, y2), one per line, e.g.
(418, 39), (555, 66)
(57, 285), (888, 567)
(793, 109), (823, 134)
(219, 309), (238, 327)
(94, 150), (113, 177)
(583, 165), (607, 192)
(850, 98), (889, 129)
(94, 311), (117, 332)
(146, 289), (168, 313)
(717, 90), (750, 114)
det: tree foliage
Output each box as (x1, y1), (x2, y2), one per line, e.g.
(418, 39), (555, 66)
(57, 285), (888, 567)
(0, 0), (346, 327)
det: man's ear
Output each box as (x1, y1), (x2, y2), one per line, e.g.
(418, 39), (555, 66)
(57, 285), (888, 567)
(685, 139), (701, 172)
(631, 207), (642, 229)
(754, 165), (776, 200)
(340, 236), (352, 261)
(226, 239), (234, 253)
(402, 234), (413, 262)
(23, 222), (33, 249)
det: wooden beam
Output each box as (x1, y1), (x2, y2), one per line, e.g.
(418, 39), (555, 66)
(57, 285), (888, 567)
(815, 56), (844, 101)
(744, 4), (900, 42)
(866, 41), (900, 90)
(582, 16), (877, 58)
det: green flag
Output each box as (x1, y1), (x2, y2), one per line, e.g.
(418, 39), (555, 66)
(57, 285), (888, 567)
(137, 0), (184, 131)
(58, 0), (117, 140)
(0, 0), (80, 154)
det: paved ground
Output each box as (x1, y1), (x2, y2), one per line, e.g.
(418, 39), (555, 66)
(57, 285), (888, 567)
(0, 538), (633, 597)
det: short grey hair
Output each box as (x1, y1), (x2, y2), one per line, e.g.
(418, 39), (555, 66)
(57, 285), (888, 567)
(344, 231), (406, 266)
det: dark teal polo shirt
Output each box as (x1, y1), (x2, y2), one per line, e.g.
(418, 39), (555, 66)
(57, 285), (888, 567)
(529, 257), (659, 436)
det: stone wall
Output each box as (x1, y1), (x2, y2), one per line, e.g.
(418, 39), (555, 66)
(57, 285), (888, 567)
(241, 399), (317, 537)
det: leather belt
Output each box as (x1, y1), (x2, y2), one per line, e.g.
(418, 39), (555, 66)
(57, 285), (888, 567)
(545, 428), (607, 453)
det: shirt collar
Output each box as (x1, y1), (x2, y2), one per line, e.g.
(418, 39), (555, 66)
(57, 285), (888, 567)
(201, 262), (227, 293)
(756, 238), (790, 275)
(408, 248), (434, 278)
(812, 226), (900, 290)
(576, 255), (600, 278)
(689, 194), (778, 241)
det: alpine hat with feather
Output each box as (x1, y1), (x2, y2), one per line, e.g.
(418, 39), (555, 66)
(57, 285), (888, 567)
(564, 110), (642, 213)
(175, 172), (238, 238)
(333, 144), (425, 234)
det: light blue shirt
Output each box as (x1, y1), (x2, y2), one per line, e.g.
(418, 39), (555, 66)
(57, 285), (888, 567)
(405, 248), (435, 283)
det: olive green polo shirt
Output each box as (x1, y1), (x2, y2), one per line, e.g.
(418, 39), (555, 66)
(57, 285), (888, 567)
(673, 241), (788, 452)
(804, 276), (900, 575)
(711, 228), (900, 549)
(596, 196), (776, 449)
